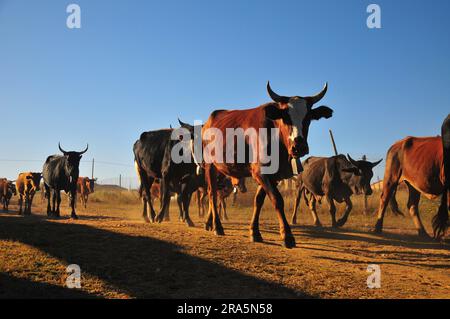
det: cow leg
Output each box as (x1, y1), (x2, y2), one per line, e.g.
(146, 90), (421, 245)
(181, 185), (194, 227)
(205, 164), (224, 235)
(218, 195), (223, 220)
(389, 189), (404, 217)
(405, 183), (429, 238)
(291, 187), (302, 225)
(307, 196), (322, 227)
(18, 194), (23, 215)
(156, 174), (171, 223)
(201, 192), (207, 218)
(196, 190), (202, 218)
(221, 197), (228, 221)
(142, 177), (156, 223)
(176, 194), (183, 222)
(70, 190), (78, 219)
(28, 193), (35, 215)
(374, 183), (398, 233)
(52, 190), (59, 217)
(254, 174), (295, 248)
(45, 185), (52, 216)
(250, 185), (266, 242)
(336, 197), (353, 227)
(327, 197), (338, 228)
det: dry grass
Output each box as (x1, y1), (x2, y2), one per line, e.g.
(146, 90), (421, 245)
(0, 183), (448, 299)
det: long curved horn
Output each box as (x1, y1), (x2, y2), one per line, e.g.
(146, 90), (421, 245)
(78, 144), (89, 155)
(178, 118), (193, 130)
(307, 82), (328, 104)
(267, 81), (290, 104)
(58, 142), (67, 155)
(347, 154), (359, 167)
(371, 159), (383, 168)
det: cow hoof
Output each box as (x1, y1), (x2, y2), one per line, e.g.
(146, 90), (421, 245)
(282, 235), (296, 249)
(205, 223), (212, 231)
(250, 233), (263, 243)
(373, 221), (383, 234)
(214, 228), (225, 236)
(71, 214), (78, 220)
(291, 219), (297, 225)
(185, 219), (195, 227)
(418, 229), (431, 240)
(336, 219), (347, 227)
(143, 216), (151, 223)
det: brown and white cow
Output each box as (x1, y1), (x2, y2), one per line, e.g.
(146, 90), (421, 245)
(77, 177), (96, 209)
(15, 172), (42, 215)
(374, 115), (450, 239)
(183, 82), (333, 248)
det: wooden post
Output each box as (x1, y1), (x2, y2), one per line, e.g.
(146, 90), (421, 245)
(91, 158), (95, 179)
(329, 130), (338, 156)
(362, 155), (369, 215)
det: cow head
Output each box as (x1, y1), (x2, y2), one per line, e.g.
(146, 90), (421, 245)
(59, 143), (88, 184)
(342, 154), (382, 195)
(26, 173), (42, 192)
(7, 181), (16, 196)
(87, 178), (96, 193)
(265, 82), (333, 159)
(178, 119), (204, 171)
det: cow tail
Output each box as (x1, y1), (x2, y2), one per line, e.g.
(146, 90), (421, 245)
(433, 114), (450, 239)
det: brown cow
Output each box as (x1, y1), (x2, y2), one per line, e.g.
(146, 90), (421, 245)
(183, 82), (332, 248)
(76, 177), (96, 209)
(374, 116), (450, 239)
(0, 179), (16, 211)
(15, 172), (42, 215)
(197, 175), (247, 220)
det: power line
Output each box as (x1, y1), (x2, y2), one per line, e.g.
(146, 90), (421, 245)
(0, 158), (133, 167)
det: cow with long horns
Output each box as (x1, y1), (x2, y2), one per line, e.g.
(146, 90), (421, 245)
(181, 82), (333, 248)
(43, 143), (88, 219)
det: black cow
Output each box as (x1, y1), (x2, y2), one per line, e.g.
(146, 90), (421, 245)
(43, 143), (88, 219)
(0, 179), (16, 212)
(291, 154), (381, 227)
(133, 128), (200, 226)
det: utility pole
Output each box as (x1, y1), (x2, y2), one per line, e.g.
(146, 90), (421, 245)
(362, 155), (369, 215)
(119, 174), (122, 188)
(329, 129), (338, 156)
(91, 158), (94, 179)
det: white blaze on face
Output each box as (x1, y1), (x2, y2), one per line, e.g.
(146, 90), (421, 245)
(287, 98), (308, 140)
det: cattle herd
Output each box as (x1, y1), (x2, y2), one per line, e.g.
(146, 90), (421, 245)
(1, 83), (449, 249)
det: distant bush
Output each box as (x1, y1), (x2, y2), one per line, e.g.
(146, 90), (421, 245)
(90, 189), (140, 205)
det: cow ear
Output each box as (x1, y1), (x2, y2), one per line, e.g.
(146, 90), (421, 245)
(265, 104), (284, 121)
(310, 105), (333, 121)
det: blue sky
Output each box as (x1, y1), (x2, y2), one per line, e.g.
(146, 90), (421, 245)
(0, 0), (449, 183)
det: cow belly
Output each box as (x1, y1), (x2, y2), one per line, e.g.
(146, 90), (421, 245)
(401, 177), (444, 199)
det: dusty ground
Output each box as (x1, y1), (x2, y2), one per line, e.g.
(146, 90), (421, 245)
(0, 187), (449, 299)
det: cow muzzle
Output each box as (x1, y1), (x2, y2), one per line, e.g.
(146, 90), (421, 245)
(291, 137), (309, 158)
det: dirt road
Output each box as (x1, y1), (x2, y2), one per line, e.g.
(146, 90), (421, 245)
(0, 195), (449, 299)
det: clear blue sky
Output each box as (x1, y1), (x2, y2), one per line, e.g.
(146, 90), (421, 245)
(0, 0), (449, 183)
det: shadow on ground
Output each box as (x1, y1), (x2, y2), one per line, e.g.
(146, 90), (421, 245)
(0, 214), (308, 299)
